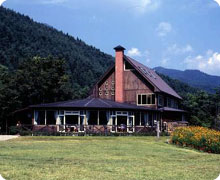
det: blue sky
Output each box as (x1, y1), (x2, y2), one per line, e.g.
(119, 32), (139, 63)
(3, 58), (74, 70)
(1, 0), (220, 75)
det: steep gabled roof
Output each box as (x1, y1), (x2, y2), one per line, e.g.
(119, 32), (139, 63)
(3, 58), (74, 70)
(124, 56), (182, 100)
(90, 54), (182, 100)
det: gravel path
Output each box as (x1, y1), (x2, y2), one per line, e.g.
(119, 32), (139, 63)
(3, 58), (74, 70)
(0, 135), (19, 141)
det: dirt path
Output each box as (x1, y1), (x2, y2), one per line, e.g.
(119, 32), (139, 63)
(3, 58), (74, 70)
(0, 135), (19, 141)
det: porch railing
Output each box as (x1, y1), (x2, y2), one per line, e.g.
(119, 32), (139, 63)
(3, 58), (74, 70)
(9, 124), (168, 135)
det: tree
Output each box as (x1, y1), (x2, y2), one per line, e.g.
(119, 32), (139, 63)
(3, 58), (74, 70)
(182, 91), (215, 127)
(0, 56), (75, 132)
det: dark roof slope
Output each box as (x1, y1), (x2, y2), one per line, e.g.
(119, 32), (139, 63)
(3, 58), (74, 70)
(30, 98), (158, 111)
(125, 56), (182, 99)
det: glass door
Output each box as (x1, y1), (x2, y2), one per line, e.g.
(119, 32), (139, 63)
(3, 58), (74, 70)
(127, 115), (135, 133)
(111, 116), (116, 132)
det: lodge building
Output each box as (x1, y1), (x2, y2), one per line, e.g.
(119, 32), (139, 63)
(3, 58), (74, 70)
(15, 46), (186, 134)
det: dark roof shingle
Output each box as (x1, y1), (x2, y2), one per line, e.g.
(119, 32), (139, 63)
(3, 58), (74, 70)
(125, 56), (182, 99)
(30, 98), (158, 111)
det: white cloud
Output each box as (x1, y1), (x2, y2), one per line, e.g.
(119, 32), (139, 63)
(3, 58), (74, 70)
(156, 22), (172, 37)
(184, 50), (220, 75)
(42, 0), (67, 4)
(127, 48), (151, 65)
(167, 44), (193, 55)
(127, 48), (141, 57)
(111, 0), (161, 14)
(161, 58), (170, 66)
(0, 0), (6, 6)
(214, 0), (220, 6)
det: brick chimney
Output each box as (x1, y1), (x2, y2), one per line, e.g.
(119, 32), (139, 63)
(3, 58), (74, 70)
(114, 45), (125, 103)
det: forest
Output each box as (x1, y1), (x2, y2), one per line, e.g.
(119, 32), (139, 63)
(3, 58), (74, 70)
(0, 6), (220, 132)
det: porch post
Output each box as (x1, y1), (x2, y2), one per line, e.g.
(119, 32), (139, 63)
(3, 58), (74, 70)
(64, 112), (66, 125)
(116, 115), (117, 132)
(85, 111), (87, 125)
(97, 110), (100, 125)
(140, 112), (141, 126)
(78, 115), (80, 125)
(34, 110), (37, 125)
(182, 114), (185, 121)
(127, 113), (129, 132)
(160, 112), (163, 131)
(133, 115), (135, 132)
(45, 110), (47, 125)
(146, 112), (149, 126)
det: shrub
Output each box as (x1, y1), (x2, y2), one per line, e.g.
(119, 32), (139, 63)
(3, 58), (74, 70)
(170, 126), (220, 154)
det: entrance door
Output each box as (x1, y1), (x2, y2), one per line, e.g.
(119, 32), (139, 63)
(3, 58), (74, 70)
(65, 115), (79, 125)
(111, 116), (116, 132)
(117, 116), (127, 132)
(128, 116), (135, 133)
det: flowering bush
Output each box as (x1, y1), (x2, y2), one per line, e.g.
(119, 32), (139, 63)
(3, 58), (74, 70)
(170, 126), (220, 154)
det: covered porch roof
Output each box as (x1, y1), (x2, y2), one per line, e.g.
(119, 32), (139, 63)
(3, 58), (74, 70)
(30, 98), (158, 111)
(158, 107), (186, 113)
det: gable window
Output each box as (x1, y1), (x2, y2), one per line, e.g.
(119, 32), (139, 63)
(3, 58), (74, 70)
(137, 94), (156, 105)
(124, 61), (134, 71)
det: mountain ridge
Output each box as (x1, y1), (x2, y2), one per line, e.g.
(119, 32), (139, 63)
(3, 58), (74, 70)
(154, 66), (220, 93)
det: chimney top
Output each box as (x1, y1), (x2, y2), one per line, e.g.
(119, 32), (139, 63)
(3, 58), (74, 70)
(114, 45), (126, 51)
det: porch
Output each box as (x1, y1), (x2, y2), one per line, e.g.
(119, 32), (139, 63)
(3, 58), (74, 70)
(31, 110), (161, 134)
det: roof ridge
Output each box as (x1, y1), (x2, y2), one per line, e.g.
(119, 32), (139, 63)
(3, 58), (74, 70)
(98, 98), (112, 107)
(84, 98), (95, 107)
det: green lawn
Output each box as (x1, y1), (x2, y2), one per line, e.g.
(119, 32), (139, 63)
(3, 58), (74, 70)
(0, 136), (219, 180)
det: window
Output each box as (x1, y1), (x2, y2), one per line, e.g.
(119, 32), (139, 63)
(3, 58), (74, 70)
(99, 92), (102, 96)
(138, 95), (141, 105)
(137, 94), (156, 105)
(110, 111), (116, 116)
(124, 61), (134, 70)
(142, 95), (147, 104)
(167, 97), (171, 107)
(46, 111), (57, 125)
(35, 111), (45, 125)
(166, 97), (178, 109)
(111, 91), (115, 96)
(105, 91), (109, 96)
(58, 110), (64, 115)
(158, 95), (164, 106)
(99, 87), (102, 91)
(152, 94), (156, 104)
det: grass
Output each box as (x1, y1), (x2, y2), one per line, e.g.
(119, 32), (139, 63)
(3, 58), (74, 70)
(0, 136), (220, 180)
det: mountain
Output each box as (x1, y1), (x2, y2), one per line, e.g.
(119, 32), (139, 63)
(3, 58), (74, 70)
(0, 6), (200, 99)
(0, 6), (114, 92)
(154, 66), (220, 93)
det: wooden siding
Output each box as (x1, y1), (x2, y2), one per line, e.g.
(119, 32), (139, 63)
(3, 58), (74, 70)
(98, 71), (115, 101)
(123, 70), (157, 108)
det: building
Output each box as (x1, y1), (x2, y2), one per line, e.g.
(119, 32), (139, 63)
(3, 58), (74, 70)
(14, 46), (186, 134)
